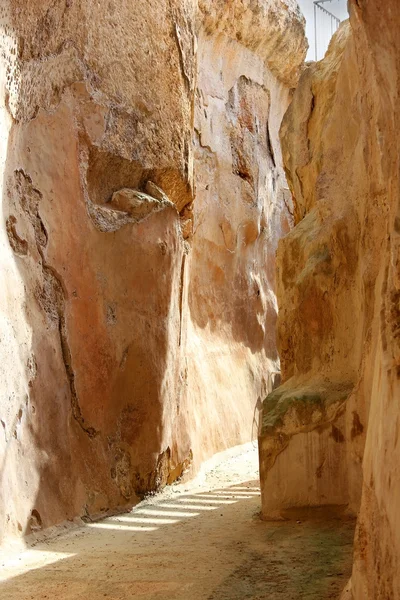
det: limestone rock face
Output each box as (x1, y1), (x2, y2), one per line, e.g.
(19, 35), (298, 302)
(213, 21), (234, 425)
(349, 2), (400, 597)
(0, 1), (306, 543)
(198, 0), (305, 87)
(259, 1), (400, 597)
(259, 21), (368, 520)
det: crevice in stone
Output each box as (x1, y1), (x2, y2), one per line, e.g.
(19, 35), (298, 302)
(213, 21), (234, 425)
(266, 123), (277, 168)
(178, 252), (186, 347)
(281, 188), (295, 221)
(173, 23), (192, 92)
(194, 127), (215, 156)
(14, 169), (99, 439)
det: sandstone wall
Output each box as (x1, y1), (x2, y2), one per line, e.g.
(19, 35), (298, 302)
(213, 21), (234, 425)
(0, 1), (306, 543)
(349, 1), (400, 597)
(259, 21), (370, 519)
(184, 0), (305, 470)
(259, 0), (400, 597)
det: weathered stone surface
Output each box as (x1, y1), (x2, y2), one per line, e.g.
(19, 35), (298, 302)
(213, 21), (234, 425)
(260, 1), (400, 597)
(259, 21), (367, 520)
(198, 0), (306, 87)
(349, 1), (400, 597)
(0, 1), (306, 544)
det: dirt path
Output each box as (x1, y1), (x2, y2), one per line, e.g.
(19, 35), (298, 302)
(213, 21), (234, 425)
(0, 443), (354, 599)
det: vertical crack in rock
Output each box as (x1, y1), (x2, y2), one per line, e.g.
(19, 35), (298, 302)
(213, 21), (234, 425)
(266, 123), (276, 168)
(178, 252), (186, 346)
(281, 188), (295, 221)
(14, 170), (99, 439)
(173, 23), (192, 92)
(168, 0), (195, 95)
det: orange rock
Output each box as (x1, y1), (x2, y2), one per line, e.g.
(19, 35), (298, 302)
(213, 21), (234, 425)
(0, 0), (306, 544)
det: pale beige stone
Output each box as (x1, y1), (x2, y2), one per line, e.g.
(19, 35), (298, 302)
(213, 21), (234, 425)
(259, 1), (400, 597)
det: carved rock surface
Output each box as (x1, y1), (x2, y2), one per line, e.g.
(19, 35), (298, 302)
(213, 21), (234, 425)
(0, 1), (306, 543)
(259, 1), (400, 598)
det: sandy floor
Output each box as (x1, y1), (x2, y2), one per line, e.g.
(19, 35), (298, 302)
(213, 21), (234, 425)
(0, 443), (355, 599)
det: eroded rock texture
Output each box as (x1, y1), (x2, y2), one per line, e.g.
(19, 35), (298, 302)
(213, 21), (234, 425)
(259, 1), (400, 597)
(259, 21), (366, 520)
(0, 1), (306, 543)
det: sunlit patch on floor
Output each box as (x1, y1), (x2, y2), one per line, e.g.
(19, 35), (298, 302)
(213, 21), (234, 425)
(0, 550), (76, 583)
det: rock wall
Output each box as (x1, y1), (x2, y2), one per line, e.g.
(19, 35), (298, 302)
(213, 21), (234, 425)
(259, 21), (368, 520)
(349, 1), (400, 597)
(259, 0), (400, 597)
(185, 0), (305, 470)
(0, 1), (306, 543)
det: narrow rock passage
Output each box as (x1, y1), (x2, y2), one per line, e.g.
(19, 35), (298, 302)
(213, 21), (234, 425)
(0, 444), (354, 600)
